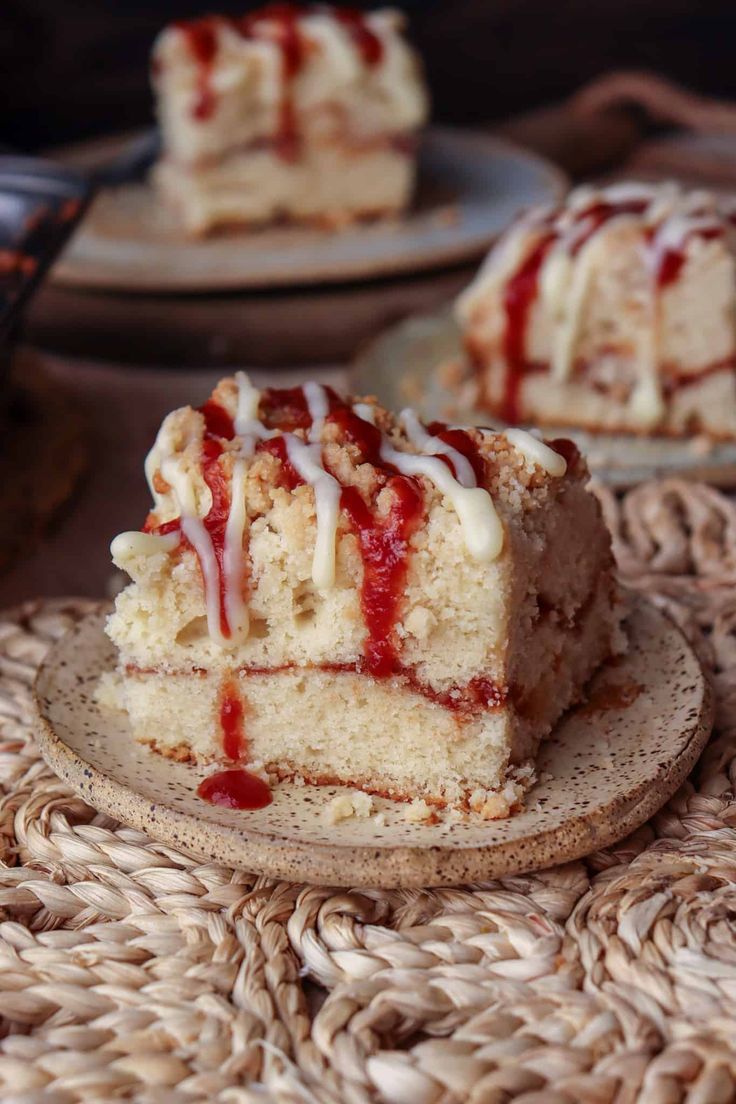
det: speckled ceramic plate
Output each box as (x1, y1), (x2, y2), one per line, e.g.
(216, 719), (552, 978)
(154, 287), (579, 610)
(32, 596), (711, 888)
(352, 307), (736, 489)
(50, 127), (566, 292)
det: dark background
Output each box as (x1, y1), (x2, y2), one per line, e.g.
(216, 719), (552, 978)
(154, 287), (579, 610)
(1, 0), (732, 152)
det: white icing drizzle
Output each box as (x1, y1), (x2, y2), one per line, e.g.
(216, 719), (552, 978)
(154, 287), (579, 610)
(144, 439), (165, 510)
(303, 381), (331, 444)
(400, 408), (476, 488)
(352, 402), (376, 424)
(504, 429), (567, 477)
(234, 370), (270, 455)
(223, 456), (250, 641)
(284, 436), (341, 590)
(110, 530), (180, 562)
(159, 449), (232, 649)
(461, 181), (731, 428)
(379, 439), (503, 563)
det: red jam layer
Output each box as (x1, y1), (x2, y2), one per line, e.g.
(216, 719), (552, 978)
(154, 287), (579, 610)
(197, 768), (272, 809)
(171, 4), (383, 154)
(127, 661), (508, 720)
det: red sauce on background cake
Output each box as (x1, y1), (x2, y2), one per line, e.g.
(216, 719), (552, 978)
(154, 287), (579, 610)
(497, 198), (728, 417)
(175, 17), (220, 120)
(197, 768), (272, 809)
(655, 226), (723, 289)
(568, 197), (649, 256)
(175, 4), (384, 156)
(239, 4), (305, 161)
(333, 7), (383, 66)
(502, 233), (555, 424)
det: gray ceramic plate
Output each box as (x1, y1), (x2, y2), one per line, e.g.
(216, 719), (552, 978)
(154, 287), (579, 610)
(51, 127), (566, 292)
(33, 596), (711, 888)
(352, 307), (736, 489)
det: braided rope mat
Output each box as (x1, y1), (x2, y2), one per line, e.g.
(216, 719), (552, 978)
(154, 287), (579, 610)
(3, 479), (736, 1103)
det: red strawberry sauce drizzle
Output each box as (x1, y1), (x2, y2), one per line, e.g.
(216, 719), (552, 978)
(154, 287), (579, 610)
(655, 225), (723, 288)
(172, 4), (382, 159)
(174, 17), (219, 121)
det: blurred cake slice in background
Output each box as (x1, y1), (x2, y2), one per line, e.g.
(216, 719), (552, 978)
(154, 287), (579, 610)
(456, 181), (736, 438)
(106, 375), (622, 819)
(151, 4), (429, 234)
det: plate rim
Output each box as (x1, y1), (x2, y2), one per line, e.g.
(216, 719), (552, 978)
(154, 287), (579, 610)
(50, 125), (568, 293)
(32, 595), (712, 888)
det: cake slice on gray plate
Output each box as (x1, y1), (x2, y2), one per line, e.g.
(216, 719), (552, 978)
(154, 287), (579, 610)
(106, 375), (623, 818)
(151, 4), (429, 234)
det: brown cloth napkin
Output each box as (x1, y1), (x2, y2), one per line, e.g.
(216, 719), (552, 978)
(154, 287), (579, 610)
(499, 69), (736, 185)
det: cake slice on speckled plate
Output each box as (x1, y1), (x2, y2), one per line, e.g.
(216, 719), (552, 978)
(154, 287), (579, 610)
(105, 374), (623, 818)
(457, 180), (736, 438)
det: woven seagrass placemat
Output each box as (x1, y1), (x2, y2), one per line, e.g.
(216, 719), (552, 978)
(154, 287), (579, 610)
(2, 478), (736, 1103)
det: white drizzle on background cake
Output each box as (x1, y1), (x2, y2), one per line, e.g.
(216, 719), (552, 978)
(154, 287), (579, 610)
(119, 376), (570, 650)
(457, 181), (731, 428)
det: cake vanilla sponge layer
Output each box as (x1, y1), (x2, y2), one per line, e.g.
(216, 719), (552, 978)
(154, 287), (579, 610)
(119, 574), (616, 806)
(154, 143), (415, 234)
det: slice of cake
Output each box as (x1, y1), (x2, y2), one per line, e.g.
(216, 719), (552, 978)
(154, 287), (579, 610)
(456, 181), (736, 438)
(106, 375), (622, 818)
(151, 4), (429, 234)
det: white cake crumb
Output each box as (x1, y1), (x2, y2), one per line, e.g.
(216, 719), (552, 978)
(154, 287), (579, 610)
(405, 798), (433, 823)
(373, 812), (386, 827)
(94, 672), (125, 712)
(325, 791), (374, 825)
